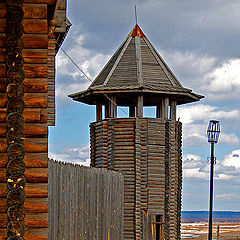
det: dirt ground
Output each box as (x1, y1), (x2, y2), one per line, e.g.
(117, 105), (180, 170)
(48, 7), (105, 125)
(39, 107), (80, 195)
(181, 222), (240, 239)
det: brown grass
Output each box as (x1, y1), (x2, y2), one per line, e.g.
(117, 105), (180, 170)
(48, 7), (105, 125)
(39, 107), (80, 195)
(181, 222), (240, 239)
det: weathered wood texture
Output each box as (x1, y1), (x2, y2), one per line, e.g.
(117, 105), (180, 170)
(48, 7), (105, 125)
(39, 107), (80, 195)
(90, 118), (183, 240)
(0, 2), (54, 239)
(48, 159), (124, 240)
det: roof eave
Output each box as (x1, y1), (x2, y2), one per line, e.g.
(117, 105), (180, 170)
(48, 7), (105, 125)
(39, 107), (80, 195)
(68, 88), (204, 105)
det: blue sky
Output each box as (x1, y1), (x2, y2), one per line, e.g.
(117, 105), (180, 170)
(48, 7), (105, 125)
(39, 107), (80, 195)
(49, 0), (240, 211)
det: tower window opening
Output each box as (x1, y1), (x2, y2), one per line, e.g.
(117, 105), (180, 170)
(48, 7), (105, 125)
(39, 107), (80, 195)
(151, 214), (164, 240)
(117, 106), (129, 118)
(102, 105), (105, 119)
(168, 105), (171, 119)
(143, 106), (156, 118)
(156, 215), (163, 240)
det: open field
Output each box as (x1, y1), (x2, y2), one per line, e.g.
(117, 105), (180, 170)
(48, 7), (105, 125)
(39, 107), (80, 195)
(181, 222), (240, 239)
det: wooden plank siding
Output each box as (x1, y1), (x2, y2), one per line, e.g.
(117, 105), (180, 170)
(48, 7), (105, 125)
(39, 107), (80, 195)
(90, 117), (183, 240)
(48, 159), (124, 240)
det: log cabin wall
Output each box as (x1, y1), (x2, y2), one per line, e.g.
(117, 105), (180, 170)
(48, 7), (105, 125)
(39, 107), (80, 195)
(0, 0), (68, 239)
(90, 118), (183, 240)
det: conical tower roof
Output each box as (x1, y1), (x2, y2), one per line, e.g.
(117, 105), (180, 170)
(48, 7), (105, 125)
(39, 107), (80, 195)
(69, 24), (203, 105)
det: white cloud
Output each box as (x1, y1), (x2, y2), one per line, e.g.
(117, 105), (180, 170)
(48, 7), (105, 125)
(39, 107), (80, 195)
(202, 59), (240, 93)
(161, 50), (216, 83)
(222, 149), (240, 169)
(183, 154), (202, 168)
(161, 48), (240, 102)
(55, 32), (111, 107)
(48, 144), (90, 166)
(183, 149), (240, 182)
(178, 104), (240, 147)
(184, 168), (208, 179)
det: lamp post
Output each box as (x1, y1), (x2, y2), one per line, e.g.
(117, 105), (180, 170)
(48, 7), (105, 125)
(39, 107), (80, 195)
(207, 120), (220, 240)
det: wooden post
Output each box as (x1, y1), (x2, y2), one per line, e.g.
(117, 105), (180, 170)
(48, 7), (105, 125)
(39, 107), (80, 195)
(156, 99), (163, 118)
(136, 94), (143, 117)
(161, 97), (169, 119)
(105, 103), (109, 118)
(170, 100), (177, 120)
(129, 105), (135, 117)
(109, 96), (117, 118)
(96, 103), (102, 121)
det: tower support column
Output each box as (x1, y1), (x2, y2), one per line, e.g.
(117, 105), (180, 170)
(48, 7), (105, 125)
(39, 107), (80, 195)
(137, 94), (143, 117)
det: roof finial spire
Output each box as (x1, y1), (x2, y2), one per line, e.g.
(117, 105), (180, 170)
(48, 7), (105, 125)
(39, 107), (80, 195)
(135, 5), (138, 25)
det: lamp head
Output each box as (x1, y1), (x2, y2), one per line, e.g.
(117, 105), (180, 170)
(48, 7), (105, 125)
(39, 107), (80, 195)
(207, 120), (220, 143)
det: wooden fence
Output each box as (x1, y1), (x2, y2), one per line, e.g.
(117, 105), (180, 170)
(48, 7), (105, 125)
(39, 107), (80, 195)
(48, 159), (124, 240)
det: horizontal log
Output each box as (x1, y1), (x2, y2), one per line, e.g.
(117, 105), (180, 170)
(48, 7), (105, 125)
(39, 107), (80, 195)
(0, 93), (47, 108)
(0, 183), (47, 198)
(0, 4), (6, 18)
(23, 4), (47, 19)
(0, 123), (47, 137)
(25, 212), (48, 228)
(24, 228), (48, 240)
(23, 19), (48, 34)
(0, 152), (48, 167)
(0, 168), (47, 183)
(0, 227), (48, 240)
(25, 168), (48, 183)
(23, 78), (48, 92)
(24, 93), (47, 107)
(0, 213), (48, 228)
(0, 108), (47, 123)
(23, 34), (48, 48)
(24, 123), (48, 137)
(0, 197), (48, 213)
(24, 138), (48, 152)
(24, 64), (48, 78)
(23, 49), (48, 64)
(0, 137), (47, 153)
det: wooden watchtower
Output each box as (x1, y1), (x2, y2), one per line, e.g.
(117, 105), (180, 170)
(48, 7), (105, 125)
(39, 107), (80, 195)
(70, 24), (203, 240)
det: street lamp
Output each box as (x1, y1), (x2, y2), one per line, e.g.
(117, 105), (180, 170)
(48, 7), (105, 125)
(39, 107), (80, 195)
(207, 120), (220, 240)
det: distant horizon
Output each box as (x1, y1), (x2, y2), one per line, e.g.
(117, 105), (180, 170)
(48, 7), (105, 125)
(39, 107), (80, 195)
(182, 210), (240, 212)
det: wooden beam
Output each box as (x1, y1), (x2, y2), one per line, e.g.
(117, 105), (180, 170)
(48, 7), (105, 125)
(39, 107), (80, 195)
(161, 97), (169, 119)
(156, 99), (163, 118)
(109, 96), (117, 118)
(105, 103), (109, 119)
(136, 94), (143, 117)
(170, 100), (177, 120)
(96, 103), (102, 121)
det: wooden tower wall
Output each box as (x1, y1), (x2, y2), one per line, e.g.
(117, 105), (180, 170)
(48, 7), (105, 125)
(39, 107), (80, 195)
(90, 118), (182, 240)
(0, 0), (68, 239)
